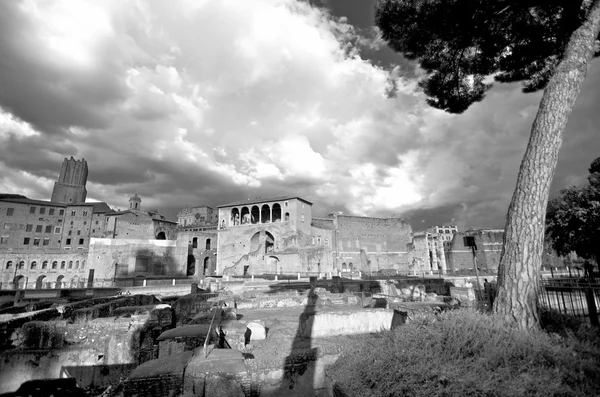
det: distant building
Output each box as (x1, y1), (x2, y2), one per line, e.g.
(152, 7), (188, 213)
(177, 205), (218, 228)
(444, 229), (504, 272)
(50, 157), (89, 204)
(214, 196), (416, 276)
(0, 159), (184, 290)
(216, 196), (315, 275)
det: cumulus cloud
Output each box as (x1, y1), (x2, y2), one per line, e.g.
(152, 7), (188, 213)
(0, 0), (599, 231)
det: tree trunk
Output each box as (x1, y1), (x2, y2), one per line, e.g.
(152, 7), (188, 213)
(494, 1), (600, 329)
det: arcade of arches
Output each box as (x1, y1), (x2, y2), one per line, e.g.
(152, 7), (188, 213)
(229, 204), (289, 226)
(187, 253), (216, 277)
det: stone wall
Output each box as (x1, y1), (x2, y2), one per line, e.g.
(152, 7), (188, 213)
(87, 238), (187, 281)
(217, 221), (315, 275)
(106, 213), (156, 240)
(176, 230), (218, 276)
(445, 230), (503, 272)
(334, 216), (413, 273)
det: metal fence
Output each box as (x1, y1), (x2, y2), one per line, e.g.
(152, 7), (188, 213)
(538, 278), (600, 326)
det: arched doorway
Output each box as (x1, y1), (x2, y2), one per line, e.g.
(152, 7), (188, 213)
(267, 256), (280, 274)
(187, 255), (196, 276)
(203, 257), (211, 276)
(156, 231), (166, 240)
(35, 275), (46, 289)
(56, 275), (65, 289)
(13, 275), (25, 289)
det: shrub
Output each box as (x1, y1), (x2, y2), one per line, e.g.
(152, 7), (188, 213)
(327, 309), (600, 397)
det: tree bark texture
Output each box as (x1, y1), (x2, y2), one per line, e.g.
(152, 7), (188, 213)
(494, 0), (600, 329)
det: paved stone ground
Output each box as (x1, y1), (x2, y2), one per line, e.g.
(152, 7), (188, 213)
(238, 306), (362, 371)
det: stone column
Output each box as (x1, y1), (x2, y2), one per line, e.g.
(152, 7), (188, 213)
(436, 240), (447, 274)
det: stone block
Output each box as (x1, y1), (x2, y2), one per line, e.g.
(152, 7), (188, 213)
(222, 307), (237, 320)
(298, 309), (396, 338)
(235, 299), (254, 310)
(246, 322), (266, 341)
(124, 351), (193, 397)
(183, 349), (247, 396)
(219, 320), (247, 350)
(450, 287), (475, 305)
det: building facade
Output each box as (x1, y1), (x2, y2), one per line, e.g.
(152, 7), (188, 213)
(177, 206), (218, 227)
(0, 159), (182, 289)
(216, 196), (315, 275)
(444, 229), (504, 272)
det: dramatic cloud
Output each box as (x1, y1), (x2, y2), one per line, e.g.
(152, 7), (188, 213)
(0, 0), (599, 230)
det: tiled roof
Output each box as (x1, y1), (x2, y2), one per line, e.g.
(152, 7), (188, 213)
(0, 197), (67, 207)
(0, 195), (112, 213)
(217, 195), (312, 208)
(91, 202), (112, 213)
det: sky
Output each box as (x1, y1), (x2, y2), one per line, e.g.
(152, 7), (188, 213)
(0, 0), (599, 232)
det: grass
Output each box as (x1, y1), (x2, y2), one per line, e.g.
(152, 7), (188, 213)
(327, 309), (600, 397)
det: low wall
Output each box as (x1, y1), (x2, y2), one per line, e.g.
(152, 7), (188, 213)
(298, 309), (405, 338)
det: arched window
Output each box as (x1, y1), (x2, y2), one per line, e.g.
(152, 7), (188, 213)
(52, 261), (58, 269)
(272, 204), (281, 222)
(35, 275), (46, 290)
(265, 232), (275, 254)
(42, 261), (48, 269)
(6, 261), (12, 269)
(192, 237), (198, 248)
(30, 261), (37, 269)
(251, 206), (260, 224)
(18, 261), (24, 269)
(285, 212), (290, 221)
(231, 208), (240, 226)
(68, 261), (73, 269)
(241, 207), (250, 224)
(81, 260), (85, 269)
(206, 238), (211, 250)
(75, 260), (79, 269)
(261, 204), (271, 223)
(60, 261), (66, 269)
(301, 214), (305, 223)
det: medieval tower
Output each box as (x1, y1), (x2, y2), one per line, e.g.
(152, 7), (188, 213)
(51, 157), (88, 204)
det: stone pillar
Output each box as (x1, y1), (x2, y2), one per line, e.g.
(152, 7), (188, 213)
(436, 241), (447, 275)
(430, 245), (438, 273)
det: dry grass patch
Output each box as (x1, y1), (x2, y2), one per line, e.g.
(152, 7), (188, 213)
(328, 309), (600, 397)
